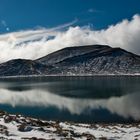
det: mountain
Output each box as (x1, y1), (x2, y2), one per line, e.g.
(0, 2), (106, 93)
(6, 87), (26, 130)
(36, 45), (110, 65)
(0, 59), (56, 76)
(0, 45), (140, 76)
(54, 47), (140, 75)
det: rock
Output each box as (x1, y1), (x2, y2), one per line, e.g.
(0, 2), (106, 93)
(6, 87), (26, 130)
(18, 124), (33, 132)
(0, 110), (7, 116)
(4, 115), (16, 123)
(82, 132), (96, 140)
(0, 124), (9, 136)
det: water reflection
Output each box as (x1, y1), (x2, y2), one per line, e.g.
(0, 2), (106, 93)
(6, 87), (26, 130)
(0, 76), (140, 123)
(0, 88), (140, 120)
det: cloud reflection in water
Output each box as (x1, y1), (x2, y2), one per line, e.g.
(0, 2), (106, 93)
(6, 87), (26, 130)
(0, 88), (140, 120)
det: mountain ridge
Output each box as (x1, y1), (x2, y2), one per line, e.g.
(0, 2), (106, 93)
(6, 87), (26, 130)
(36, 45), (111, 65)
(0, 45), (140, 76)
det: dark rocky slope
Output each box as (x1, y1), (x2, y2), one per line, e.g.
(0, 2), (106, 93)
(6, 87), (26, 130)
(36, 45), (110, 65)
(51, 46), (140, 75)
(0, 45), (140, 76)
(0, 59), (57, 76)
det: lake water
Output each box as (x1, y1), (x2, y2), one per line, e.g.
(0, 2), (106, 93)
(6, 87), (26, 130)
(0, 76), (140, 123)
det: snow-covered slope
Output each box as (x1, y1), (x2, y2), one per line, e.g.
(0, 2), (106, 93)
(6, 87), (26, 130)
(0, 111), (140, 140)
(36, 45), (111, 65)
(0, 59), (58, 76)
(0, 45), (140, 76)
(53, 47), (140, 75)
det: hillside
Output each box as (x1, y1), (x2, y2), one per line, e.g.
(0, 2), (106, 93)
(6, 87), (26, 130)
(0, 45), (140, 76)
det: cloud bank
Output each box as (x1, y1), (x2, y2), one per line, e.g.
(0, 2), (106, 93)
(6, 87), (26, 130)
(0, 14), (140, 63)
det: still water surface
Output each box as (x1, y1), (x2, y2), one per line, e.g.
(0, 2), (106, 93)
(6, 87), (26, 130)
(0, 76), (140, 123)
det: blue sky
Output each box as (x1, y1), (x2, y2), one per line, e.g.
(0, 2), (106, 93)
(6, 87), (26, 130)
(0, 0), (140, 33)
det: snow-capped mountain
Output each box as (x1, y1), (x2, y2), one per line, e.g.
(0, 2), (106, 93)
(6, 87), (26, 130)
(36, 45), (110, 65)
(0, 45), (140, 76)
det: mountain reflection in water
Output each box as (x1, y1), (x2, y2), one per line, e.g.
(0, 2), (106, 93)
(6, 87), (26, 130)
(0, 76), (139, 123)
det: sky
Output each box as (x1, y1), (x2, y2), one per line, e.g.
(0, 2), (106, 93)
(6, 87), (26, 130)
(0, 0), (140, 32)
(0, 0), (140, 62)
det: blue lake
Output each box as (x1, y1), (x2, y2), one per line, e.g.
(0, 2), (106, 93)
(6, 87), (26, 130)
(0, 76), (140, 123)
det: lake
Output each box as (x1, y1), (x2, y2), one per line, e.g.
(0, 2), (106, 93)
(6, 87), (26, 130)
(0, 76), (140, 123)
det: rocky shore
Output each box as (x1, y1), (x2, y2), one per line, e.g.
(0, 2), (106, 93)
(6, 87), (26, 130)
(0, 111), (140, 140)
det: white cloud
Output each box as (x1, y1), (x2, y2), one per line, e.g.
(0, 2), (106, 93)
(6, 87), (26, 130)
(6, 27), (9, 31)
(0, 20), (10, 31)
(0, 14), (140, 63)
(88, 8), (101, 13)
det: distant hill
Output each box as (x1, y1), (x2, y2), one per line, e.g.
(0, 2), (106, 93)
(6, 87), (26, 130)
(0, 45), (140, 76)
(0, 59), (55, 76)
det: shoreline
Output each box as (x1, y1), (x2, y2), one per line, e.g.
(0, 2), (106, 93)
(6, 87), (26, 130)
(0, 110), (140, 139)
(0, 74), (140, 79)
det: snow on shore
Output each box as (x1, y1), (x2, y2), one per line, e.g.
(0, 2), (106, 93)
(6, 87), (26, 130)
(0, 111), (140, 140)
